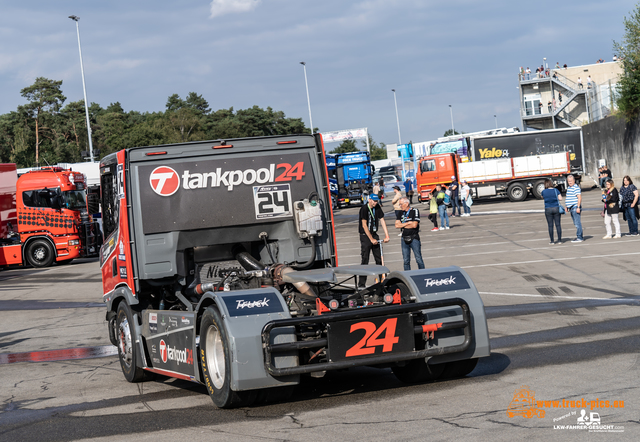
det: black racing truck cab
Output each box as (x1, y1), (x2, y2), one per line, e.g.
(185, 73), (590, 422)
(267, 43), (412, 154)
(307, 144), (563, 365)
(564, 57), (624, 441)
(99, 134), (490, 408)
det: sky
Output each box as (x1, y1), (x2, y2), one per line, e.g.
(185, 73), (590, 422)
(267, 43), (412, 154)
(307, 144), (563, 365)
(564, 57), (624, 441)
(0, 0), (632, 149)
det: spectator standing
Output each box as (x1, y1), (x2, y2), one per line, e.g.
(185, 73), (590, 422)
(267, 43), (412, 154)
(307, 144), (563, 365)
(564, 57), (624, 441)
(395, 198), (425, 270)
(428, 196), (439, 231)
(404, 177), (414, 204)
(613, 55), (618, 61)
(449, 176), (460, 217)
(547, 100), (552, 112)
(602, 179), (621, 239)
(555, 62), (560, 68)
(538, 101), (543, 114)
(525, 67), (531, 80)
(619, 176), (639, 236)
(541, 179), (562, 244)
(378, 177), (385, 205)
(563, 63), (568, 69)
(565, 174), (584, 242)
(392, 186), (403, 236)
(460, 180), (471, 216)
(357, 195), (389, 287)
(558, 91), (563, 105)
(587, 76), (592, 88)
(434, 184), (450, 230)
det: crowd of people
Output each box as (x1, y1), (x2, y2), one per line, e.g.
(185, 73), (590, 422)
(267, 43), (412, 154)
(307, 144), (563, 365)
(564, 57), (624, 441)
(541, 169), (639, 244)
(358, 167), (640, 275)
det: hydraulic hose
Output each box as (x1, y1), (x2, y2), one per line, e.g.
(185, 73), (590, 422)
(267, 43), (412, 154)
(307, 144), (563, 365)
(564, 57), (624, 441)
(290, 236), (316, 270)
(233, 245), (266, 272)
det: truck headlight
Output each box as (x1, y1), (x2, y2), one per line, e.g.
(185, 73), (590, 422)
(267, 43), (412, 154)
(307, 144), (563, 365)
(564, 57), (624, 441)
(68, 239), (80, 245)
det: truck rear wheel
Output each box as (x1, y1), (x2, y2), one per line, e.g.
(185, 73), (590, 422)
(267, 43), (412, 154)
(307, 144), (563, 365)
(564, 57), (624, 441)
(116, 302), (146, 382)
(200, 307), (256, 408)
(532, 180), (545, 199)
(507, 183), (527, 202)
(25, 239), (55, 268)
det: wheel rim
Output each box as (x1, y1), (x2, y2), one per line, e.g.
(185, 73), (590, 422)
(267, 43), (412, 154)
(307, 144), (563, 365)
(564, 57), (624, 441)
(536, 183), (545, 195)
(512, 187), (524, 199)
(118, 317), (133, 367)
(33, 246), (46, 262)
(205, 324), (226, 389)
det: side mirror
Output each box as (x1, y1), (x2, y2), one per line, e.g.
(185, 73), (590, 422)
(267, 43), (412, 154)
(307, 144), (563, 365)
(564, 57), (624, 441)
(51, 196), (62, 210)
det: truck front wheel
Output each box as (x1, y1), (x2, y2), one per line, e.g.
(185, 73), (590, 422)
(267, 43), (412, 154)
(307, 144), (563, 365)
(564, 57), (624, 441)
(532, 180), (546, 200)
(116, 302), (147, 382)
(25, 239), (55, 268)
(507, 183), (527, 202)
(200, 307), (256, 408)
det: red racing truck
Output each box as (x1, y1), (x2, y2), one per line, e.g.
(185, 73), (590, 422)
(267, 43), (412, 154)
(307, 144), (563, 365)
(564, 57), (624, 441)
(100, 134), (490, 408)
(0, 164), (101, 268)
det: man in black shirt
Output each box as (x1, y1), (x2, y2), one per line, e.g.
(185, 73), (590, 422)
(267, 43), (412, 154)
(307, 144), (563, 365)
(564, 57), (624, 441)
(395, 197), (425, 270)
(358, 194), (390, 287)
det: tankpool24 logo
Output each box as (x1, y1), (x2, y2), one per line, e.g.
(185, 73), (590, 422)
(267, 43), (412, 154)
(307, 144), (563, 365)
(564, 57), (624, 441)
(149, 162), (306, 196)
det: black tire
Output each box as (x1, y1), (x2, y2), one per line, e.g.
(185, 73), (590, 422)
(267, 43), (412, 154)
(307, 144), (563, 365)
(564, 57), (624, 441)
(386, 282), (445, 383)
(25, 239), (55, 268)
(532, 180), (545, 200)
(441, 358), (478, 379)
(116, 302), (146, 382)
(200, 307), (256, 408)
(393, 358), (445, 384)
(57, 259), (74, 266)
(507, 182), (527, 202)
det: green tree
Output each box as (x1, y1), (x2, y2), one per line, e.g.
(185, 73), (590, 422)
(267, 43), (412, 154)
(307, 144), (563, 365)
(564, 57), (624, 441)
(329, 139), (359, 154)
(361, 133), (387, 161)
(20, 77), (66, 165)
(614, 4), (640, 120)
(443, 129), (462, 137)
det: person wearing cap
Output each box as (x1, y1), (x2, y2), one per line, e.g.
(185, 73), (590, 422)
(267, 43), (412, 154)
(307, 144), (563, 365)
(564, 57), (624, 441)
(460, 180), (471, 216)
(449, 175), (460, 217)
(358, 194), (390, 287)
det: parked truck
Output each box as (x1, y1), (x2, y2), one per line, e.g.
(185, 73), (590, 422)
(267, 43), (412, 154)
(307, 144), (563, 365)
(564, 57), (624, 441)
(326, 151), (374, 208)
(100, 134), (490, 408)
(0, 164), (102, 268)
(417, 152), (572, 202)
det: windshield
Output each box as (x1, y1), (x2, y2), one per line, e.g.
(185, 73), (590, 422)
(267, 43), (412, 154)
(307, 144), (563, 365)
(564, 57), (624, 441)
(63, 190), (87, 210)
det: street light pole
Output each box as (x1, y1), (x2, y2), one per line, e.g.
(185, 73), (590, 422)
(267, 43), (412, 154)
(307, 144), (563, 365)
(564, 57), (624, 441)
(494, 114), (498, 129)
(449, 105), (455, 135)
(300, 62), (314, 134)
(391, 89), (402, 145)
(69, 15), (94, 163)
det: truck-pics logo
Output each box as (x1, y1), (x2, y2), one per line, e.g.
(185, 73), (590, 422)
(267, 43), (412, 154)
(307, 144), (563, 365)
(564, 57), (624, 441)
(159, 339), (193, 366)
(150, 162), (305, 196)
(150, 166), (180, 196)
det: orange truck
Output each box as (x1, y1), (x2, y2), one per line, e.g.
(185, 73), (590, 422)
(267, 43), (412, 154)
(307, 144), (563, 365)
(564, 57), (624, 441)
(0, 164), (102, 268)
(416, 151), (572, 203)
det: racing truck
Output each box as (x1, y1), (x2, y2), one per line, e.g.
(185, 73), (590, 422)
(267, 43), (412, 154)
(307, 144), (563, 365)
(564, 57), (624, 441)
(326, 151), (374, 208)
(100, 134), (490, 408)
(1, 164), (101, 268)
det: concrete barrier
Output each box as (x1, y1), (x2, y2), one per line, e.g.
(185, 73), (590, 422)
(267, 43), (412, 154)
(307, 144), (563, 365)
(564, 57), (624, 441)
(582, 115), (640, 184)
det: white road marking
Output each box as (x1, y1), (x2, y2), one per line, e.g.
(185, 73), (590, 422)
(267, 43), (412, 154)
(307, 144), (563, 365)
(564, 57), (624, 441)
(478, 291), (637, 301)
(461, 250), (640, 268)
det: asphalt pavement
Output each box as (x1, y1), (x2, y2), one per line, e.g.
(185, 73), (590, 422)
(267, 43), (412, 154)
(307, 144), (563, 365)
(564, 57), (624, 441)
(0, 186), (638, 441)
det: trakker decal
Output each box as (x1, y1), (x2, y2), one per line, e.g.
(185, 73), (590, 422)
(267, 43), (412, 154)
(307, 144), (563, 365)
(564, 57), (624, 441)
(138, 153), (317, 234)
(410, 271), (470, 295)
(221, 292), (283, 317)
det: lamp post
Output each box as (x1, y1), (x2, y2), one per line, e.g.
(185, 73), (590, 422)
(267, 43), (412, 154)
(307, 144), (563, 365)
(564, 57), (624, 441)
(494, 114), (498, 129)
(449, 105), (455, 135)
(543, 57), (547, 70)
(300, 62), (314, 134)
(69, 15), (94, 163)
(391, 89), (402, 145)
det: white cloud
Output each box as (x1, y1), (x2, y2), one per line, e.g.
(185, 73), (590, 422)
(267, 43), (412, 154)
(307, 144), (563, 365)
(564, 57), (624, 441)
(210, 0), (261, 18)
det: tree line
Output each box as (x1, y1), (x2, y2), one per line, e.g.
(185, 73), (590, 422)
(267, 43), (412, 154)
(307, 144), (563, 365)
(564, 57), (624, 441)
(0, 77), (388, 167)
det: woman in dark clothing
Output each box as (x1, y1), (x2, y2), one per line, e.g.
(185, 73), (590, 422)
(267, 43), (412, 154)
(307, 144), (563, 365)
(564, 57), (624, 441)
(541, 178), (563, 244)
(619, 176), (639, 236)
(602, 179), (621, 239)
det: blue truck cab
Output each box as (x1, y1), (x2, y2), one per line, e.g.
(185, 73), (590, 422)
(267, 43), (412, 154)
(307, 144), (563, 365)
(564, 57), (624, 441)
(326, 152), (373, 208)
